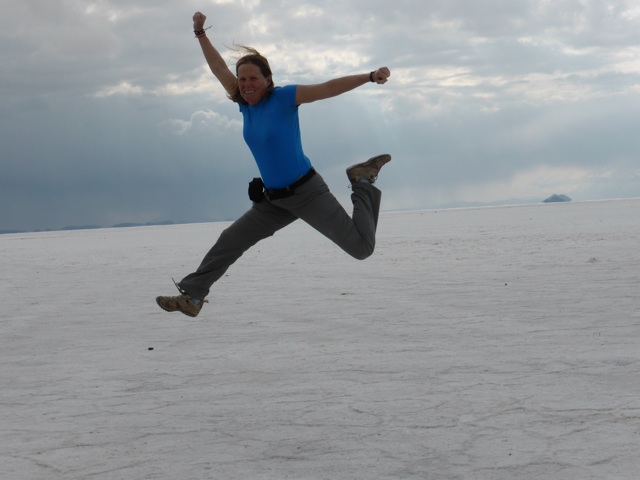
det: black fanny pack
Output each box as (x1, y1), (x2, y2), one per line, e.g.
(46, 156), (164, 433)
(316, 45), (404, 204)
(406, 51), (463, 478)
(248, 177), (265, 203)
(248, 168), (316, 203)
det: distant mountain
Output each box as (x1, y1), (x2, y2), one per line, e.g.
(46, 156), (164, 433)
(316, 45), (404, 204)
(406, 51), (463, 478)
(111, 221), (175, 228)
(543, 194), (572, 203)
(0, 221), (177, 235)
(61, 225), (102, 231)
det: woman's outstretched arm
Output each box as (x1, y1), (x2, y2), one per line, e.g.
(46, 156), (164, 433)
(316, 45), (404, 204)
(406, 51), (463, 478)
(295, 67), (390, 105)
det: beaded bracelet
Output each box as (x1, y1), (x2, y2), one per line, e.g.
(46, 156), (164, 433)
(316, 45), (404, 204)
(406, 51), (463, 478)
(194, 26), (211, 38)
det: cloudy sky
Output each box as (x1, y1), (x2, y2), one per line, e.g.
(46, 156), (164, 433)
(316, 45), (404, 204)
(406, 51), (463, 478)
(2, 0), (640, 231)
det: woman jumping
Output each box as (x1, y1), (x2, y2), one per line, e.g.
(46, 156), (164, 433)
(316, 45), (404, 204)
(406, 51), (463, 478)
(156, 11), (392, 317)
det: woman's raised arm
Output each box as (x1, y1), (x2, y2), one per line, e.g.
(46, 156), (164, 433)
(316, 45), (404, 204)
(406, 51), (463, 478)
(193, 12), (237, 97)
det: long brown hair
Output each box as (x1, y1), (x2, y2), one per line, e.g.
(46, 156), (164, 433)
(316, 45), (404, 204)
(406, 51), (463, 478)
(228, 46), (274, 104)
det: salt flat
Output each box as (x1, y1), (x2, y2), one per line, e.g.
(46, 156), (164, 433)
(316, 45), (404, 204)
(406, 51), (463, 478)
(1, 198), (639, 480)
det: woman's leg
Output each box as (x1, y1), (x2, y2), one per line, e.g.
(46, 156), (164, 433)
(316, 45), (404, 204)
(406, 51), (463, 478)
(178, 200), (297, 299)
(272, 173), (382, 260)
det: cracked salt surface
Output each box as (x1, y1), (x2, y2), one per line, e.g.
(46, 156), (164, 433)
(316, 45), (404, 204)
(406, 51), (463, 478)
(1, 199), (639, 479)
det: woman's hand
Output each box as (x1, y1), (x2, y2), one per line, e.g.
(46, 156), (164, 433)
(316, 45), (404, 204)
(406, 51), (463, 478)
(193, 11), (206, 31)
(371, 67), (391, 84)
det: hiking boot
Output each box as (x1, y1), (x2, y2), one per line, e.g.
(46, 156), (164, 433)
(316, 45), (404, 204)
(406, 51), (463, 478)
(156, 294), (207, 318)
(346, 154), (392, 185)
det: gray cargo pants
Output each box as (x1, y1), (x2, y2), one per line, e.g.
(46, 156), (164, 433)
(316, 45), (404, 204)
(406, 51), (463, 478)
(178, 172), (382, 300)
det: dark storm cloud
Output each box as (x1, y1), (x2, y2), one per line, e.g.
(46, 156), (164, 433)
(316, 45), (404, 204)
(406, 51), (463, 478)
(1, 0), (639, 231)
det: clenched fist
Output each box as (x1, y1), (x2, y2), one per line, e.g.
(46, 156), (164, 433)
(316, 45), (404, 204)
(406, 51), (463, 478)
(193, 12), (206, 31)
(371, 67), (391, 84)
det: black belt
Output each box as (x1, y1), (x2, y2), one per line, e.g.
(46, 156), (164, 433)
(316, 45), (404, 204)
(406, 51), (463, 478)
(265, 168), (316, 200)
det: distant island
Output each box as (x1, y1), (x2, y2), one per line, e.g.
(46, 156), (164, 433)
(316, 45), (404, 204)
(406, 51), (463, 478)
(543, 194), (572, 203)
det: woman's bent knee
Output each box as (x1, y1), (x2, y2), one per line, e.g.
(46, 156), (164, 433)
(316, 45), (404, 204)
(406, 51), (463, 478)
(349, 244), (374, 261)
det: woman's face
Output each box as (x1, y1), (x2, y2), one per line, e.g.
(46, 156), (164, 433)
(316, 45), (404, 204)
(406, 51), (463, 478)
(237, 63), (272, 106)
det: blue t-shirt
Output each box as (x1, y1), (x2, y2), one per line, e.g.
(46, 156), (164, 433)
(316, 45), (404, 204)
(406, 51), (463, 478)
(239, 85), (312, 189)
